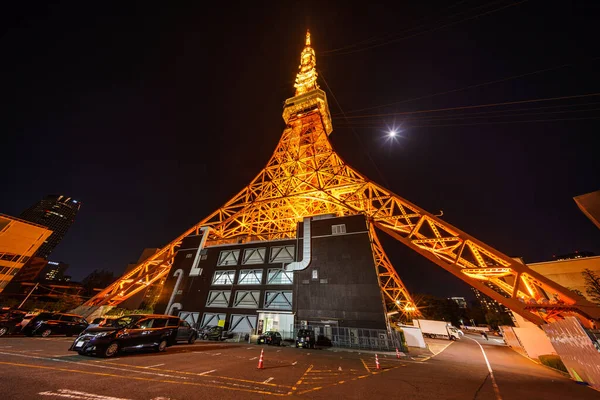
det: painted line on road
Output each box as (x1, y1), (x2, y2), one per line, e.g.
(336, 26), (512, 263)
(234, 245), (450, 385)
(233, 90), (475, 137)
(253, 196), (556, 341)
(263, 377), (274, 384)
(199, 369), (217, 376)
(0, 361), (288, 397)
(360, 358), (371, 373)
(95, 360), (291, 388)
(144, 363), (165, 368)
(290, 364), (313, 393)
(292, 361), (297, 366)
(468, 337), (503, 400)
(249, 356), (257, 360)
(39, 388), (131, 400)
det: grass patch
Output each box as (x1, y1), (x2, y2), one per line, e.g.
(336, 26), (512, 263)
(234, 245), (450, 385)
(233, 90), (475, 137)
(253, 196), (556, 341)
(538, 354), (568, 373)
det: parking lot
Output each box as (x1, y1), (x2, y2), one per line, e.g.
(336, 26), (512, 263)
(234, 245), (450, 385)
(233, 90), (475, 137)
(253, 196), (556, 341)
(0, 335), (412, 399)
(0, 334), (596, 399)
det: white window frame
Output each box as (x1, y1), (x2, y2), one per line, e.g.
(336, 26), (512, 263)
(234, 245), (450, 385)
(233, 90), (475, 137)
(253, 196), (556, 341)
(233, 290), (261, 308)
(269, 245), (295, 263)
(212, 270), (235, 285)
(267, 268), (293, 285)
(206, 290), (231, 308)
(217, 249), (240, 266)
(238, 269), (263, 285)
(332, 224), (346, 235)
(264, 291), (293, 310)
(242, 248), (266, 265)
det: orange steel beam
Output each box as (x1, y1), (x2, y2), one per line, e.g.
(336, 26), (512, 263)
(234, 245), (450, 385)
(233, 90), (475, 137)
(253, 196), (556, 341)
(86, 32), (600, 326)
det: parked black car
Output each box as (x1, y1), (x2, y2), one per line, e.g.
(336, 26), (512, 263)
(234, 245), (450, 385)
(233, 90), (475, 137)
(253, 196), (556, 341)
(69, 314), (181, 357)
(258, 331), (282, 346)
(201, 325), (233, 341)
(21, 312), (88, 337)
(176, 320), (199, 344)
(295, 329), (316, 349)
(0, 309), (28, 336)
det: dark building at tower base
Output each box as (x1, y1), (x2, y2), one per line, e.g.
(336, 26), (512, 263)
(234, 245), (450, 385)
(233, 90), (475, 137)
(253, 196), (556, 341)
(155, 214), (387, 337)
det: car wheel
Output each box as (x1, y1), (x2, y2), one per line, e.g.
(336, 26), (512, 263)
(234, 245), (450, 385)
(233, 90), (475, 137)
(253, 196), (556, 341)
(77, 351), (86, 356)
(157, 339), (168, 352)
(41, 328), (52, 337)
(104, 342), (119, 358)
(0, 327), (8, 337)
(188, 334), (196, 345)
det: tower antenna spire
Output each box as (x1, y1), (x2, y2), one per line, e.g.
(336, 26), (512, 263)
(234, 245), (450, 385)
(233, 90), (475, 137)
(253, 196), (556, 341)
(294, 29), (318, 95)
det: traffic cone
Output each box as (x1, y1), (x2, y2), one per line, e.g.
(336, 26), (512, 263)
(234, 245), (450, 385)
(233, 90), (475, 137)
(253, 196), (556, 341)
(396, 347), (401, 359)
(257, 349), (264, 369)
(375, 354), (381, 370)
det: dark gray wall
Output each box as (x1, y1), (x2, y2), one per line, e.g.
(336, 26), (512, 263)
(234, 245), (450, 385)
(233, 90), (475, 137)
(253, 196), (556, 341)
(294, 215), (387, 329)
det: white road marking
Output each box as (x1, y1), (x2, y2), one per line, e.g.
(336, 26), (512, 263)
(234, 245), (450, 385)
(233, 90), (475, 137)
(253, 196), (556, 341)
(38, 388), (131, 399)
(198, 369), (216, 376)
(263, 377), (274, 384)
(307, 353), (311, 355)
(338, 366), (342, 371)
(292, 361), (297, 365)
(249, 357), (257, 360)
(213, 352), (221, 356)
(468, 338), (502, 400)
(276, 350), (281, 352)
(246, 347), (253, 349)
(0, 346), (13, 348)
(144, 363), (165, 368)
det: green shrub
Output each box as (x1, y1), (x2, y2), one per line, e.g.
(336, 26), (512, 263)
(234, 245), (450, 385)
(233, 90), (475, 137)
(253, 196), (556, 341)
(539, 354), (568, 373)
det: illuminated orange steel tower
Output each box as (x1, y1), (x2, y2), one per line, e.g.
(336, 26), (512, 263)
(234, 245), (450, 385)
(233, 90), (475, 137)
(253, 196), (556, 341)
(86, 31), (600, 326)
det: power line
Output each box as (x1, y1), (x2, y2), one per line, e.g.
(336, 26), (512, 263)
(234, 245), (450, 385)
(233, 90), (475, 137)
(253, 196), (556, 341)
(321, 0), (486, 55)
(336, 116), (600, 129)
(321, 1), (527, 56)
(334, 93), (600, 120)
(337, 61), (595, 116)
(319, 70), (391, 188)
(334, 105), (600, 126)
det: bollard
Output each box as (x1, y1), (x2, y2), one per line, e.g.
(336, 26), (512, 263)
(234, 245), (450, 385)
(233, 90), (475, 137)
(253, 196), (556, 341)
(257, 348), (264, 369)
(396, 347), (401, 359)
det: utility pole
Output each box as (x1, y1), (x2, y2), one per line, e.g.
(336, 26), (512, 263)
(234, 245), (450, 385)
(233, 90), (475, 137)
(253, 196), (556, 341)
(18, 282), (39, 309)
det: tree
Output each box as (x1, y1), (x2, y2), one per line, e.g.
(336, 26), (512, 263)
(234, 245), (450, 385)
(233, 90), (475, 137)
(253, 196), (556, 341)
(582, 269), (600, 304)
(81, 270), (116, 297)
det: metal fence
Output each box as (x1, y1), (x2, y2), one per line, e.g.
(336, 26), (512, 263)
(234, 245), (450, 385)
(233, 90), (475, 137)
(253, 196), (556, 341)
(293, 324), (407, 352)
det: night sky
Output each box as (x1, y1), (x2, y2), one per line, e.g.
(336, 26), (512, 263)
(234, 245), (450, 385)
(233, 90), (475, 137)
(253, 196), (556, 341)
(2, 1), (599, 299)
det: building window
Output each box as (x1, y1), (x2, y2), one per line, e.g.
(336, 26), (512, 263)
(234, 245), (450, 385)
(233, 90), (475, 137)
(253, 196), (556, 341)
(185, 253), (193, 259)
(206, 291), (231, 308)
(269, 245), (295, 263)
(332, 224), (346, 235)
(242, 248), (266, 265)
(217, 249), (240, 266)
(238, 269), (262, 285)
(312, 269), (318, 280)
(212, 271), (235, 285)
(233, 290), (260, 308)
(267, 268), (293, 285)
(264, 291), (293, 310)
(201, 312), (226, 328)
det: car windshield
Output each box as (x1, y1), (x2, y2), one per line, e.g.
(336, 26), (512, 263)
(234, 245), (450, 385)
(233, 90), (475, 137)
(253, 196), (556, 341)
(298, 329), (313, 337)
(110, 315), (144, 328)
(91, 318), (103, 324)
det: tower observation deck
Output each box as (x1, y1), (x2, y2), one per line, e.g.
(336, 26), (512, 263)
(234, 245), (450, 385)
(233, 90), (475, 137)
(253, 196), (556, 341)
(85, 31), (600, 327)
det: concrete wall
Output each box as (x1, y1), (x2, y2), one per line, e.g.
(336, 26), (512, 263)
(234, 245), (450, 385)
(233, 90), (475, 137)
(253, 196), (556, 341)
(399, 325), (426, 348)
(528, 256), (600, 302)
(513, 326), (557, 359)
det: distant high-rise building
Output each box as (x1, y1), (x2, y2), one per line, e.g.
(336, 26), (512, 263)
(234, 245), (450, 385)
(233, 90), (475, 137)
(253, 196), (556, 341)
(20, 195), (81, 258)
(471, 287), (509, 314)
(0, 214), (52, 292)
(449, 296), (467, 309)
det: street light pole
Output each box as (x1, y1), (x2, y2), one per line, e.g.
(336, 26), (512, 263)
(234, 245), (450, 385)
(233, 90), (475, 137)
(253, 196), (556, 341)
(18, 282), (39, 309)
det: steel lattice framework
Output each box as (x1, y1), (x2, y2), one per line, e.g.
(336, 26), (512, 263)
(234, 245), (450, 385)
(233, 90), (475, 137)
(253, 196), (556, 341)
(86, 32), (600, 326)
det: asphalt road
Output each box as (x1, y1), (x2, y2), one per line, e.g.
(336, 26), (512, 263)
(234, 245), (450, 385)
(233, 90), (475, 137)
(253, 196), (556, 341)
(0, 333), (596, 399)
